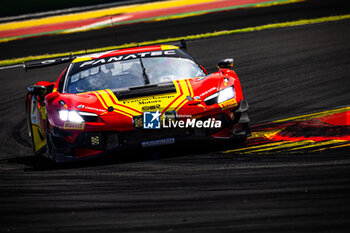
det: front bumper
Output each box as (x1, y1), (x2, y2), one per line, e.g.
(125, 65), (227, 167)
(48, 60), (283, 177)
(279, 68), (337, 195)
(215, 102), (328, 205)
(51, 100), (251, 162)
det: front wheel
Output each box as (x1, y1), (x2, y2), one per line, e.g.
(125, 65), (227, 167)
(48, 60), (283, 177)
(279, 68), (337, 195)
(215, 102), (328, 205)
(45, 123), (56, 161)
(231, 122), (251, 146)
(235, 136), (247, 146)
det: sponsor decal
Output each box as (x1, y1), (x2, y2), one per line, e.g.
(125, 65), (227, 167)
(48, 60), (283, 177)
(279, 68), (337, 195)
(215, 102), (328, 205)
(200, 87), (217, 97)
(142, 138), (175, 148)
(122, 95), (176, 105)
(133, 116), (143, 128)
(142, 104), (161, 111)
(31, 115), (38, 124)
(91, 136), (100, 146)
(63, 122), (85, 130)
(41, 59), (56, 64)
(31, 99), (39, 124)
(78, 105), (105, 112)
(40, 106), (47, 120)
(219, 99), (237, 110)
(80, 50), (176, 68)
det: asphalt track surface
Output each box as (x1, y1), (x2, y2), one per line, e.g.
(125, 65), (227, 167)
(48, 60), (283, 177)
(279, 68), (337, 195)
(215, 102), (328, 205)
(1, 0), (349, 59)
(1, 4), (350, 233)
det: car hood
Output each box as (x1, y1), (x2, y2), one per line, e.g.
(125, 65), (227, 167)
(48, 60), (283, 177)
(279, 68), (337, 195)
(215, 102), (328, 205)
(59, 72), (227, 118)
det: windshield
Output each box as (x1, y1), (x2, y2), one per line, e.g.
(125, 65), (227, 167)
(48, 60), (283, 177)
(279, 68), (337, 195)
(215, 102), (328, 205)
(65, 56), (205, 94)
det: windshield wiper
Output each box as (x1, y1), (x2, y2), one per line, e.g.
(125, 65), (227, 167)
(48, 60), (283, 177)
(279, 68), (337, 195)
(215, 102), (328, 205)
(139, 58), (150, 85)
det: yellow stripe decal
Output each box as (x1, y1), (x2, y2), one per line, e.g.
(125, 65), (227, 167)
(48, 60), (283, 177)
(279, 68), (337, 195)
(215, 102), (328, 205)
(91, 81), (192, 119)
(173, 80), (190, 111)
(94, 91), (108, 109)
(223, 141), (287, 153)
(32, 125), (47, 152)
(312, 142), (350, 152)
(106, 89), (141, 115)
(246, 140), (314, 153)
(72, 57), (93, 63)
(161, 45), (180, 50)
(273, 106), (350, 122)
(287, 140), (346, 151)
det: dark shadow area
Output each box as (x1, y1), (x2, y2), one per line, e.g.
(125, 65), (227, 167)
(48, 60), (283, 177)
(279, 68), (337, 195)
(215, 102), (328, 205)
(7, 138), (245, 171)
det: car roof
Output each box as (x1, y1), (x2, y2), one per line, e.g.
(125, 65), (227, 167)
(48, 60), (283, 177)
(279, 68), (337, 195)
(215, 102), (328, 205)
(72, 45), (179, 64)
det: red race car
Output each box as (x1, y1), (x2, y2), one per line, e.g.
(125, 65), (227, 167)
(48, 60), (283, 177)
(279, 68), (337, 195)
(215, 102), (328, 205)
(25, 41), (250, 162)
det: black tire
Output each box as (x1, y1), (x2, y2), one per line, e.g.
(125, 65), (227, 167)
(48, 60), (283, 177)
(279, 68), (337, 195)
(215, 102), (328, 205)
(236, 136), (247, 146)
(46, 119), (57, 162)
(231, 122), (250, 146)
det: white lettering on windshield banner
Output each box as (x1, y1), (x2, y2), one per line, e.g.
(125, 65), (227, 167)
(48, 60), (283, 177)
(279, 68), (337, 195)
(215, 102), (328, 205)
(79, 50), (177, 68)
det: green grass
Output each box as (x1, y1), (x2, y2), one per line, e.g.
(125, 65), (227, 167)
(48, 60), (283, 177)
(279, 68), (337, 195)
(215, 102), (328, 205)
(1, 14), (349, 67)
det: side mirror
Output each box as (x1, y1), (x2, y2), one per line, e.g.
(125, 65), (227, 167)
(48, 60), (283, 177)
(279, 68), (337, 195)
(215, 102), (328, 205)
(217, 58), (234, 69)
(27, 85), (47, 96)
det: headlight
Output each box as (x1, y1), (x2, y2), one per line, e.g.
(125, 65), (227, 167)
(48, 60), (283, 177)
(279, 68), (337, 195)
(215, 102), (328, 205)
(58, 110), (85, 123)
(217, 86), (235, 103)
(204, 86), (235, 105)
